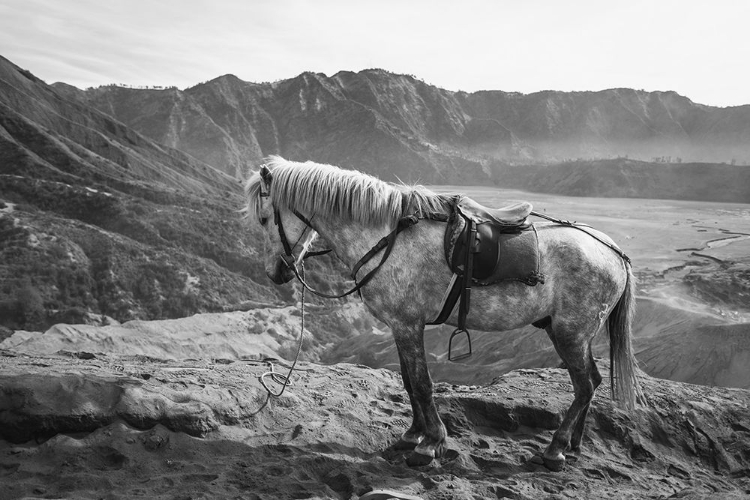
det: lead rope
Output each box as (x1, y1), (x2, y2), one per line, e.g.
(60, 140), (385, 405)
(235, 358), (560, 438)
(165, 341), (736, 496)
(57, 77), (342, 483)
(260, 264), (306, 398)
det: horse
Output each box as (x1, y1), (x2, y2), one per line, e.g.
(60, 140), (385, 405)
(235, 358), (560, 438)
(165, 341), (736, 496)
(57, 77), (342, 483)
(244, 156), (642, 471)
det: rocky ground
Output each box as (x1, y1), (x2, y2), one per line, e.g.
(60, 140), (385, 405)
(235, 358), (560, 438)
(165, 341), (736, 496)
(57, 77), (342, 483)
(1, 348), (749, 500)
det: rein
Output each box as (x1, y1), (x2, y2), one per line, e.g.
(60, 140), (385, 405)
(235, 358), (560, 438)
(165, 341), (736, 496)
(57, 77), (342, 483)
(278, 210), (420, 299)
(259, 282), (306, 398)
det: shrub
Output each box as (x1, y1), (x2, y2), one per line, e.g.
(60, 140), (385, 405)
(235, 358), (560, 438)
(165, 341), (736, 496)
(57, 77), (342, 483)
(17, 282), (46, 330)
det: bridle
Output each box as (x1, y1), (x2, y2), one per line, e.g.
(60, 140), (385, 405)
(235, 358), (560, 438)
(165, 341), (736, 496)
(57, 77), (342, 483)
(258, 165), (420, 299)
(259, 165), (324, 269)
(273, 203), (317, 269)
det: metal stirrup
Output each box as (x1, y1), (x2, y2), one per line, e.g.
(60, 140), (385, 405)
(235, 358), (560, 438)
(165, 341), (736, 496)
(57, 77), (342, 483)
(448, 328), (472, 362)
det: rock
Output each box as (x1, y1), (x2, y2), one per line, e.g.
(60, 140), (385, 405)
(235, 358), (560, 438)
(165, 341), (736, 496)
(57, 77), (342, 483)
(0, 352), (749, 499)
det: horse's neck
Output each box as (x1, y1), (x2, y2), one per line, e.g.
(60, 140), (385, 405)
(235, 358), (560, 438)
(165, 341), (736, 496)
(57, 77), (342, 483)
(314, 217), (391, 269)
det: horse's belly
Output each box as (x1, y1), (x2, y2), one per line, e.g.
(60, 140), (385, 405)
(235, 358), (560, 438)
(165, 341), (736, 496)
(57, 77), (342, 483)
(444, 281), (550, 332)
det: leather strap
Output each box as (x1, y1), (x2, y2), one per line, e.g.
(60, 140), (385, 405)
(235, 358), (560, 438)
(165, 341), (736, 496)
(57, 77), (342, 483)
(428, 274), (461, 325)
(531, 211), (631, 264)
(286, 214), (420, 299)
(457, 219), (476, 331)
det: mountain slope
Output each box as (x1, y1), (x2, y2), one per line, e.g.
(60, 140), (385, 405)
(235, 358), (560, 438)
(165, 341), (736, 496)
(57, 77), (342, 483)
(0, 56), (285, 330)
(77, 71), (489, 183)
(69, 68), (750, 188)
(0, 56), (236, 195)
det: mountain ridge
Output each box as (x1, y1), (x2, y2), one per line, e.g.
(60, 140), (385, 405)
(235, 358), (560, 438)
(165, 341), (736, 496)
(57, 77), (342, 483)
(61, 67), (750, 186)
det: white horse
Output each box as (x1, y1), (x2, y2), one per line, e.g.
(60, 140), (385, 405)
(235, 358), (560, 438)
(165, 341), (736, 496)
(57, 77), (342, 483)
(244, 156), (642, 471)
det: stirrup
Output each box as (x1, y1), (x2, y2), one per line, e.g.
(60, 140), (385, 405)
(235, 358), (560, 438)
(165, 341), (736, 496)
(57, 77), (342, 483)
(448, 328), (472, 362)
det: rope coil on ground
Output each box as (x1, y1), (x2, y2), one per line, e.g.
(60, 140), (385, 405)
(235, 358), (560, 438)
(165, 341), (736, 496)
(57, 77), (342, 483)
(259, 264), (307, 398)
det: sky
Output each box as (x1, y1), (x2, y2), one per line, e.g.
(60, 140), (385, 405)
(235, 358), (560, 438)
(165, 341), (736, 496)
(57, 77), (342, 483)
(1, 0), (748, 107)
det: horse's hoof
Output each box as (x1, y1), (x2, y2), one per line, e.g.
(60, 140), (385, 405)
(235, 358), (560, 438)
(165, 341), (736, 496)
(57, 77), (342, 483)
(542, 454), (566, 472)
(405, 450), (434, 467)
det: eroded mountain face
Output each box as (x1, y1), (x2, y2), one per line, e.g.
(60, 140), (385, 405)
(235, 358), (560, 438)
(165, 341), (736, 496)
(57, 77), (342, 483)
(0, 56), (288, 329)
(76, 69), (750, 184)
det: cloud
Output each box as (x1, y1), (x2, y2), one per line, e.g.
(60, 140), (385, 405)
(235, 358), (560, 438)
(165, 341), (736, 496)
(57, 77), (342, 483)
(1, 0), (749, 106)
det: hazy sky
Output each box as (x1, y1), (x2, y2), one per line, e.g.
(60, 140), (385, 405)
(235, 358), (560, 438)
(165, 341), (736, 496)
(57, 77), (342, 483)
(1, 0), (748, 107)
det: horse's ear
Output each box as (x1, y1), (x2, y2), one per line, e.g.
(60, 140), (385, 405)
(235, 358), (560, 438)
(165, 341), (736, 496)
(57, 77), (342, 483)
(259, 164), (272, 185)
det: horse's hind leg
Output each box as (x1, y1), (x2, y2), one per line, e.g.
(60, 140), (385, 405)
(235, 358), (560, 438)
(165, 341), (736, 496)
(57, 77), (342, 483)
(570, 345), (602, 451)
(542, 323), (600, 471)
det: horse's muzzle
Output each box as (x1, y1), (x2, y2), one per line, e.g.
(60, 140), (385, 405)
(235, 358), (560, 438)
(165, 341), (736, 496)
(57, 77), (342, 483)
(268, 256), (295, 284)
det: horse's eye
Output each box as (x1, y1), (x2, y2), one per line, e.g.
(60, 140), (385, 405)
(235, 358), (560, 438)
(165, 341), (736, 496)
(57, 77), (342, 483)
(260, 217), (268, 226)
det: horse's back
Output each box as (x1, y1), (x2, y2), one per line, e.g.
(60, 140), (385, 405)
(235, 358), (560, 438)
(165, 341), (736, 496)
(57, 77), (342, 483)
(535, 221), (629, 313)
(536, 222), (626, 274)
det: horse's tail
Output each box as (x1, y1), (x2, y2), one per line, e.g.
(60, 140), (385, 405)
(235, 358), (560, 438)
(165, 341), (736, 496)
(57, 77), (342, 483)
(608, 262), (644, 409)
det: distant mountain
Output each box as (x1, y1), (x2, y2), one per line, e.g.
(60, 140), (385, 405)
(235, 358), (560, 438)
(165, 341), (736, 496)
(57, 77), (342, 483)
(63, 69), (750, 187)
(66, 72), (488, 183)
(492, 158), (750, 203)
(459, 88), (750, 164)
(0, 55), (292, 330)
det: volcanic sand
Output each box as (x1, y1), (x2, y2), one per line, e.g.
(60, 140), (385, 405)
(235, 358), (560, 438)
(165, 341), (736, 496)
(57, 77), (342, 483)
(2, 352), (749, 499)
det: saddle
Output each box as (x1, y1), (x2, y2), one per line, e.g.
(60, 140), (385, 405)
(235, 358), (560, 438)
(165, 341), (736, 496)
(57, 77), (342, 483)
(447, 198), (539, 284)
(429, 196), (545, 360)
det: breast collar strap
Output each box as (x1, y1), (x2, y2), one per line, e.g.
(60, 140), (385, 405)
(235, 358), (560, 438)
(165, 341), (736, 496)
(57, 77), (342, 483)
(281, 213), (420, 299)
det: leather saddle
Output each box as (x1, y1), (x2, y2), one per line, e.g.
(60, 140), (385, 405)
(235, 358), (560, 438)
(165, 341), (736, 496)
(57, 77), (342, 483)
(445, 197), (541, 285)
(456, 197), (533, 227)
(430, 196), (544, 360)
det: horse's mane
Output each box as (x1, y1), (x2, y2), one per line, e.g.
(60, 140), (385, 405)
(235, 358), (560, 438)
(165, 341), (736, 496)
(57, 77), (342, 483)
(244, 156), (452, 226)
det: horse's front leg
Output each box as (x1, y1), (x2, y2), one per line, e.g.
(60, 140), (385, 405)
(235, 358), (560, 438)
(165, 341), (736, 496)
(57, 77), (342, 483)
(392, 353), (426, 450)
(391, 323), (447, 466)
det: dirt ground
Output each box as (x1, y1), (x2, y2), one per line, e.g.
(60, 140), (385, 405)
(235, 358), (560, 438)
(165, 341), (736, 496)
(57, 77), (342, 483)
(1, 351), (749, 500)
